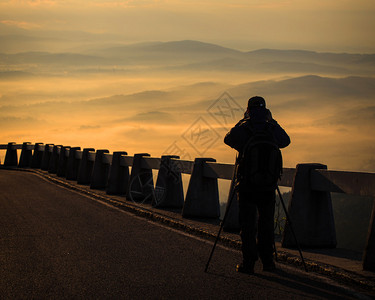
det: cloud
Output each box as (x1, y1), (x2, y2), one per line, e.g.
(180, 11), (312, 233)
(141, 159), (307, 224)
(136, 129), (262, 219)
(79, 124), (101, 130)
(121, 111), (175, 123)
(91, 0), (161, 8)
(0, 19), (41, 29)
(0, 115), (47, 130)
(4, 0), (60, 6)
(316, 106), (375, 128)
(0, 71), (35, 78)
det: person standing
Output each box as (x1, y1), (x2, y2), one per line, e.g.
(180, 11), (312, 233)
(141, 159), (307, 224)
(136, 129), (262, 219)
(224, 96), (290, 274)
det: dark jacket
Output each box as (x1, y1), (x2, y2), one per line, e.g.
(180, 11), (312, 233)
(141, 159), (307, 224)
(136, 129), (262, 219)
(224, 108), (290, 153)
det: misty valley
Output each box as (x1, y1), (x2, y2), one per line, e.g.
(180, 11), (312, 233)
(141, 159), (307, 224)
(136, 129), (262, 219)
(1, 40), (374, 172)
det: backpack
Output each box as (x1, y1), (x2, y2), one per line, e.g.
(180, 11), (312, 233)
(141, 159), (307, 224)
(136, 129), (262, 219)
(238, 121), (283, 191)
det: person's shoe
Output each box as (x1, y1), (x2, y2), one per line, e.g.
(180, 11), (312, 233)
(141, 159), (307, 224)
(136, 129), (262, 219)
(262, 261), (276, 272)
(236, 262), (255, 275)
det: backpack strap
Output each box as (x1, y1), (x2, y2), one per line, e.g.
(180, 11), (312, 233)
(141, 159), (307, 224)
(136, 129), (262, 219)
(243, 120), (276, 142)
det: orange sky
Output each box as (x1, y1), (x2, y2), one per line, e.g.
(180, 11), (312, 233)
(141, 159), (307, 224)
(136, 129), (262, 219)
(0, 0), (374, 53)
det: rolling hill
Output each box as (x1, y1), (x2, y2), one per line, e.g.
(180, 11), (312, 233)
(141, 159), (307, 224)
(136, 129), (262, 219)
(0, 40), (373, 75)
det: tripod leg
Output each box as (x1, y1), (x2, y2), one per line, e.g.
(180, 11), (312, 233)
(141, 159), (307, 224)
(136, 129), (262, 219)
(276, 186), (308, 272)
(204, 185), (236, 272)
(273, 193), (279, 262)
(205, 156), (238, 272)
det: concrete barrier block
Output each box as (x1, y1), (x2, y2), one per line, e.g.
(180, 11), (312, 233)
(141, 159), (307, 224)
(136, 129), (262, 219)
(128, 153), (154, 203)
(4, 142), (18, 167)
(57, 146), (71, 177)
(18, 142), (32, 168)
(182, 158), (220, 219)
(48, 145), (62, 174)
(106, 151), (129, 195)
(41, 144), (54, 171)
(90, 150), (110, 190)
(77, 148), (95, 185)
(31, 143), (44, 168)
(153, 155), (184, 209)
(282, 163), (337, 248)
(66, 147), (81, 180)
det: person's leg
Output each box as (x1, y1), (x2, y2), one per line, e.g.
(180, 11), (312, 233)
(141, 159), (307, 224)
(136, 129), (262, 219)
(239, 200), (258, 263)
(237, 188), (258, 273)
(257, 190), (276, 270)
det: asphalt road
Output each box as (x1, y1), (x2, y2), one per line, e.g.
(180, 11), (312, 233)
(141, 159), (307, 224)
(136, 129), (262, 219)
(0, 169), (371, 299)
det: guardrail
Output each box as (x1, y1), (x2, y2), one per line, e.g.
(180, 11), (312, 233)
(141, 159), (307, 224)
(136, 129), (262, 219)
(1, 142), (374, 272)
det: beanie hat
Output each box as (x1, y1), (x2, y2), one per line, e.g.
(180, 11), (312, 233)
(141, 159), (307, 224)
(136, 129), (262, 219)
(248, 96), (266, 109)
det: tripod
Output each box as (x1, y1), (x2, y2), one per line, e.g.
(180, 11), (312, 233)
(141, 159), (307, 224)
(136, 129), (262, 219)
(205, 169), (308, 272)
(204, 156), (239, 273)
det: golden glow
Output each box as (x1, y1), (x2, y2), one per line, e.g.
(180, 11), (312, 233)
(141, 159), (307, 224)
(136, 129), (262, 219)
(0, 1), (374, 172)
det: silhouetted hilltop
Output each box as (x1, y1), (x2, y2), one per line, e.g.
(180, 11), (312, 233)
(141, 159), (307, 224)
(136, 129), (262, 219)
(122, 40), (239, 54)
(232, 75), (375, 98)
(247, 49), (373, 64)
(93, 40), (241, 64)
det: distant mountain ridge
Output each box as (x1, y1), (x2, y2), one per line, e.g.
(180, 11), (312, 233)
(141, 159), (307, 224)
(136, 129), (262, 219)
(0, 40), (373, 76)
(100, 40), (240, 54)
(3, 39), (372, 56)
(247, 48), (375, 65)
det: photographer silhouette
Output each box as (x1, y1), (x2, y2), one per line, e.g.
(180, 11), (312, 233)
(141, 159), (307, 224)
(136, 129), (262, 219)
(224, 96), (290, 274)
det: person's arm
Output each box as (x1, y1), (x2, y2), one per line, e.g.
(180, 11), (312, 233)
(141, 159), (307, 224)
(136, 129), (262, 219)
(266, 109), (290, 148)
(270, 120), (290, 148)
(224, 121), (248, 152)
